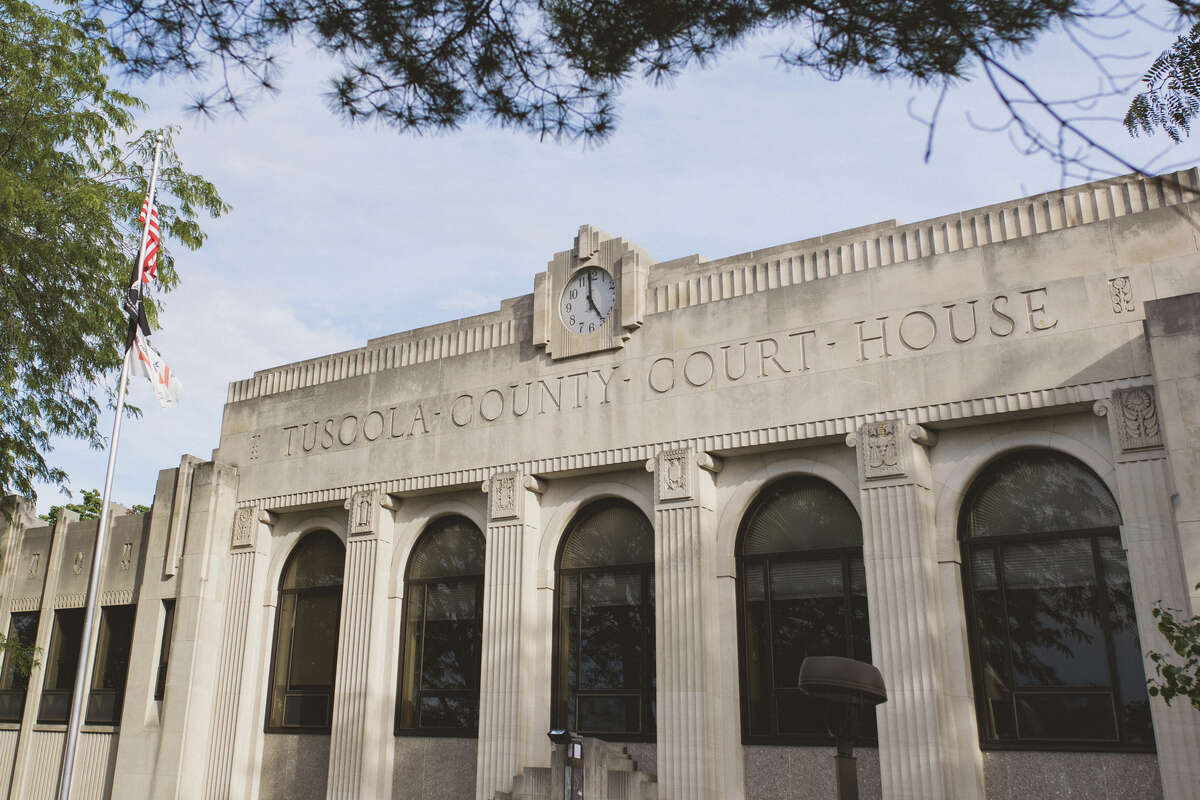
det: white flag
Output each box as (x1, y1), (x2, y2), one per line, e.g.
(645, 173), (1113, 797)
(131, 331), (181, 408)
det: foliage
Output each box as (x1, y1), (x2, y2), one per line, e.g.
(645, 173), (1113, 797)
(0, 1), (229, 501)
(77, 0), (1092, 140)
(1126, 22), (1200, 143)
(1147, 585), (1200, 711)
(38, 488), (150, 527)
(0, 633), (40, 680)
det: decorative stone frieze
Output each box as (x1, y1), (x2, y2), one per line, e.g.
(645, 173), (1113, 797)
(230, 506), (277, 550)
(344, 488), (399, 537)
(1112, 386), (1162, 451)
(847, 420), (937, 482)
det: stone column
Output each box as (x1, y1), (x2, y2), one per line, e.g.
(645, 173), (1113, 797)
(1095, 387), (1200, 800)
(202, 503), (275, 800)
(475, 471), (544, 800)
(326, 489), (398, 800)
(646, 447), (737, 800)
(846, 420), (979, 800)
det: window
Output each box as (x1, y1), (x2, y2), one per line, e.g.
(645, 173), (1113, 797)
(396, 516), (485, 735)
(0, 611), (39, 722)
(154, 599), (176, 701)
(39, 608), (84, 724)
(960, 449), (1153, 750)
(736, 476), (874, 744)
(86, 605), (136, 725)
(265, 531), (345, 732)
(553, 499), (655, 740)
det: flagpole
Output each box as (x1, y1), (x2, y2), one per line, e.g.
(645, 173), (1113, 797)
(56, 132), (165, 800)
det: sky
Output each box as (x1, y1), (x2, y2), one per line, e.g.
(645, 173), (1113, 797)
(28, 3), (1200, 514)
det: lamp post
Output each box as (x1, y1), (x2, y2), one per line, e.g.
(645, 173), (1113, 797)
(548, 729), (583, 800)
(798, 656), (888, 800)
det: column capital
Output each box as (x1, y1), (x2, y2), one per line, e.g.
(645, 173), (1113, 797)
(230, 505), (277, 551)
(846, 419), (936, 484)
(344, 488), (400, 538)
(645, 447), (722, 504)
(1094, 385), (1164, 458)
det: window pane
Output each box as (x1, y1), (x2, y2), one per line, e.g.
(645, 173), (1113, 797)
(742, 478), (861, 555)
(1001, 540), (1108, 688)
(280, 531), (345, 590)
(771, 560), (847, 690)
(288, 591), (341, 687)
(966, 451), (1120, 537)
(419, 695), (477, 729)
(397, 585), (424, 729)
(579, 573), (644, 691)
(92, 605), (136, 690)
(44, 609), (84, 691)
(578, 695), (640, 734)
(969, 547), (1016, 740)
(407, 517), (485, 579)
(559, 503), (653, 569)
(1014, 693), (1119, 741)
(849, 559), (871, 663)
(0, 611), (39, 691)
(1099, 537), (1154, 746)
(419, 582), (479, 691)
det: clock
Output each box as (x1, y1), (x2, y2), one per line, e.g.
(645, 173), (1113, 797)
(534, 225), (653, 360)
(559, 266), (616, 334)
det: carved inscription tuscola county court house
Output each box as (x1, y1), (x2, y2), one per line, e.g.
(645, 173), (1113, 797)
(279, 286), (1061, 458)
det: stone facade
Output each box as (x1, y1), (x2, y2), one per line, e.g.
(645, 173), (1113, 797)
(2, 170), (1200, 799)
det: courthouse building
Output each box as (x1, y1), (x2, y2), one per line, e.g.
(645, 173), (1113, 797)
(3, 169), (1200, 800)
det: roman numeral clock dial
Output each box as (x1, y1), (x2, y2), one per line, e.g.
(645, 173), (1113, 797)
(559, 266), (616, 334)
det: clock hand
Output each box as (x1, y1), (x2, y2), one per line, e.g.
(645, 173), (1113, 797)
(585, 270), (600, 314)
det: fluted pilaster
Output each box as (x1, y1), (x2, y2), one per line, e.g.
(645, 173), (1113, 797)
(1096, 389), (1200, 800)
(475, 472), (543, 800)
(326, 489), (397, 799)
(647, 448), (732, 800)
(203, 505), (275, 800)
(847, 421), (974, 800)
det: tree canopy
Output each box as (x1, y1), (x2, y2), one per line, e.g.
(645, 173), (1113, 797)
(75, 0), (1200, 167)
(0, 0), (228, 501)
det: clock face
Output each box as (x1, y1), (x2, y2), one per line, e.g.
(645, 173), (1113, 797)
(559, 266), (616, 334)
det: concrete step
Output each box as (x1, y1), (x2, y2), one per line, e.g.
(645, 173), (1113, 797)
(510, 765), (552, 800)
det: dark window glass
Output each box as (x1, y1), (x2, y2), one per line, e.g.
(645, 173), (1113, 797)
(737, 476), (875, 744)
(154, 600), (176, 701)
(554, 500), (655, 740)
(86, 605), (136, 725)
(960, 449), (1153, 750)
(0, 611), (39, 722)
(266, 531), (345, 732)
(39, 608), (84, 724)
(397, 516), (485, 735)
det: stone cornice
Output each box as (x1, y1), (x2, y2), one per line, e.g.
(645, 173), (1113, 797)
(239, 374), (1153, 512)
(226, 169), (1197, 405)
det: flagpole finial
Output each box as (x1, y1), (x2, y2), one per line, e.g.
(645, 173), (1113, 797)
(155, 131), (165, 144)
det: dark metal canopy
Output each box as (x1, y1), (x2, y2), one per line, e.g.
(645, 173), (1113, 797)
(798, 656), (888, 706)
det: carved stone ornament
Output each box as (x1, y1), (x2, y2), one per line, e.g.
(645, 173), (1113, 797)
(1114, 386), (1162, 451)
(860, 421), (904, 480)
(27, 552), (40, 578)
(1108, 276), (1135, 313)
(231, 506), (256, 549)
(649, 448), (693, 502)
(119, 542), (133, 570)
(488, 473), (520, 521)
(345, 489), (379, 536)
(248, 433), (263, 462)
(72, 551), (85, 575)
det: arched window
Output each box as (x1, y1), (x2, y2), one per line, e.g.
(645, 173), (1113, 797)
(266, 531), (345, 732)
(960, 449), (1153, 749)
(554, 499), (655, 739)
(396, 515), (485, 734)
(736, 476), (874, 743)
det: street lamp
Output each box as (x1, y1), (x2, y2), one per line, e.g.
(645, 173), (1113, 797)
(548, 729), (583, 799)
(798, 656), (888, 800)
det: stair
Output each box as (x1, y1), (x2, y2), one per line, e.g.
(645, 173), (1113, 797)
(493, 739), (657, 800)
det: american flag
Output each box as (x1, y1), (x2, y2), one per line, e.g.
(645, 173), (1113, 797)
(136, 195), (160, 284)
